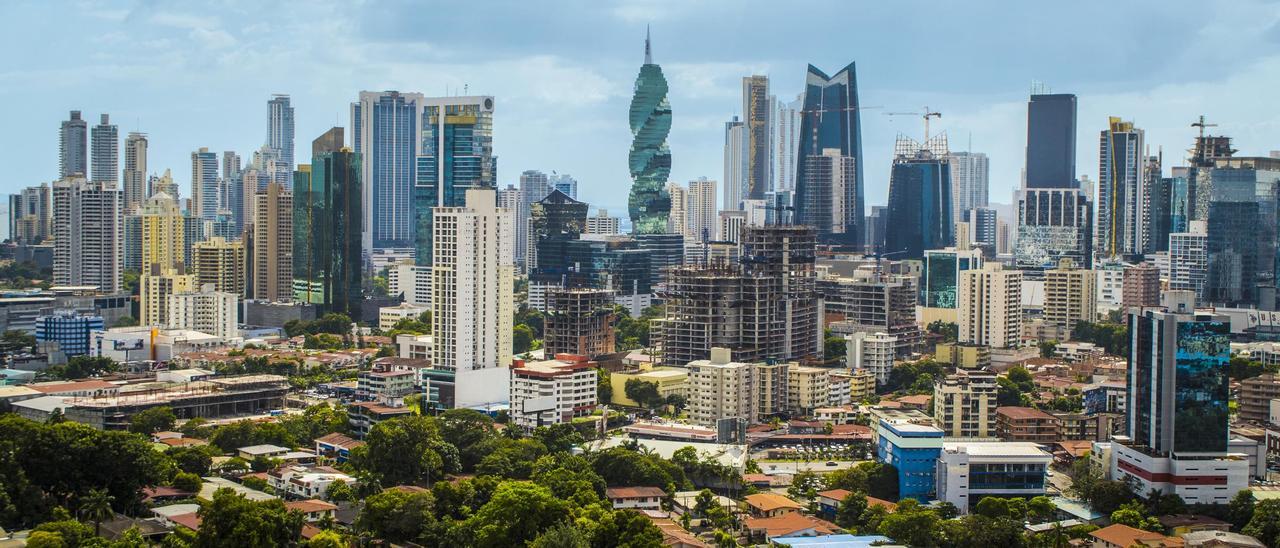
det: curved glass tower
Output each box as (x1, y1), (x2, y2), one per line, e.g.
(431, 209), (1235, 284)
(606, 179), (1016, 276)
(627, 28), (673, 235)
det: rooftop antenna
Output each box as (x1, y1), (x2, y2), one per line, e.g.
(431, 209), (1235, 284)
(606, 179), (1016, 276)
(644, 25), (652, 64)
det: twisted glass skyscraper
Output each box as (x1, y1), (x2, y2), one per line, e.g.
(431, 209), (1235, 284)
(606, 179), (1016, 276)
(627, 29), (672, 235)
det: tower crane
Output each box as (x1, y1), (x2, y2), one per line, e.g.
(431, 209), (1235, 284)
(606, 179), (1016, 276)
(885, 106), (943, 141)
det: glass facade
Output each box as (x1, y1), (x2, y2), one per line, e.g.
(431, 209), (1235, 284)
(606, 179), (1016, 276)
(1173, 319), (1230, 453)
(35, 312), (104, 357)
(293, 132), (364, 321)
(627, 43), (673, 235)
(353, 92), (420, 250)
(968, 463), (1047, 491)
(794, 62), (864, 247)
(414, 98), (496, 265)
(921, 250), (980, 309)
(529, 190), (588, 279)
(885, 158), (952, 260)
(1024, 93), (1077, 188)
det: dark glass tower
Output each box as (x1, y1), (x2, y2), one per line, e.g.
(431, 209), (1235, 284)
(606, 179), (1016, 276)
(627, 28), (673, 235)
(413, 97), (496, 265)
(529, 189), (588, 277)
(884, 137), (952, 260)
(294, 127), (364, 321)
(1128, 308), (1230, 454)
(794, 62), (864, 247)
(1025, 93), (1077, 188)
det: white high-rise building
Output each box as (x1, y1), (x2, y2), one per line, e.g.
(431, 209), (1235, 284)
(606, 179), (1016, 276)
(687, 177), (717, 243)
(718, 210), (746, 243)
(267, 95), (295, 176)
(771, 95), (802, 194)
(688, 348), (756, 427)
(517, 170), (551, 270)
(91, 114), (118, 185)
(723, 116), (747, 211)
(847, 331), (897, 386)
(550, 173), (578, 200)
(958, 263), (1022, 348)
(123, 132), (148, 212)
(586, 209), (620, 235)
(53, 177), (121, 293)
(168, 284), (238, 339)
(666, 182), (689, 237)
(948, 152), (989, 224)
(431, 188), (514, 408)
(1169, 220), (1208, 299)
(190, 147), (219, 221)
(388, 261), (432, 307)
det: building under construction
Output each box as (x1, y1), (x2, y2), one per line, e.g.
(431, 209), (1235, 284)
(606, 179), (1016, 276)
(543, 287), (616, 358)
(51, 374), (289, 430)
(653, 225), (822, 366)
(819, 271), (922, 357)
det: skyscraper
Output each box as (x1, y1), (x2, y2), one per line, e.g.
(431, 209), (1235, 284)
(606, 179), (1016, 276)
(772, 94), (802, 194)
(885, 135), (952, 259)
(53, 177), (121, 293)
(294, 127), (363, 320)
(516, 170), (550, 270)
(123, 132), (148, 212)
(412, 95), (497, 266)
(90, 114), (118, 184)
(1024, 93), (1077, 188)
(550, 173), (578, 200)
(723, 116), (746, 211)
(252, 181), (292, 302)
(431, 188), (514, 408)
(139, 191), (185, 274)
(190, 147), (219, 221)
(627, 28), (673, 235)
(352, 90), (425, 253)
(743, 75), (771, 201)
(1202, 156), (1280, 308)
(666, 182), (689, 238)
(59, 111), (88, 178)
(687, 177), (717, 243)
(948, 152), (988, 224)
(794, 62), (864, 247)
(958, 263), (1022, 348)
(800, 149), (859, 244)
(267, 94), (295, 175)
(193, 237), (246, 297)
(1097, 117), (1148, 259)
(528, 189), (589, 280)
(1015, 188), (1093, 270)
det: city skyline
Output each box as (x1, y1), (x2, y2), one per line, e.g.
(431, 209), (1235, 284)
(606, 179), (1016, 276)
(5, 1), (1280, 218)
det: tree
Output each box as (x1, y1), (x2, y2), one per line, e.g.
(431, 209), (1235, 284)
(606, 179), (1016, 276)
(44, 356), (118, 380)
(1229, 489), (1256, 530)
(590, 447), (687, 490)
(112, 316), (139, 328)
(172, 472), (203, 494)
(352, 416), (460, 486)
(166, 445), (218, 476)
(24, 531), (66, 548)
(34, 519), (93, 548)
(355, 488), (435, 543)
(1084, 479), (1135, 515)
(596, 367), (614, 404)
(824, 334), (847, 364)
(1027, 495), (1056, 523)
(128, 406), (176, 435)
(835, 492), (868, 530)
(436, 409), (498, 472)
(195, 488), (303, 548)
(1039, 340), (1059, 358)
(1110, 501), (1162, 531)
(531, 423), (584, 454)
(529, 521), (589, 548)
(624, 379), (663, 409)
(305, 530), (346, 548)
(926, 321), (957, 343)
(459, 481), (571, 547)
(80, 488), (115, 537)
(593, 509), (665, 547)
(878, 499), (942, 547)
(1243, 499), (1280, 547)
(324, 479), (354, 502)
(513, 324), (536, 354)
(788, 471), (822, 502)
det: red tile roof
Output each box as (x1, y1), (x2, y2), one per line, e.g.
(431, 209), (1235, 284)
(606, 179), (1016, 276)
(1090, 524), (1183, 547)
(606, 486), (666, 499)
(743, 513), (839, 537)
(996, 406), (1059, 421)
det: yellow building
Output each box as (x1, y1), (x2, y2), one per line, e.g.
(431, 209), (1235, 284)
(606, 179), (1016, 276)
(787, 366), (830, 416)
(140, 267), (195, 327)
(139, 191), (185, 272)
(1044, 258), (1096, 336)
(848, 369), (876, 403)
(192, 237), (245, 297)
(610, 366), (690, 408)
(935, 342), (992, 370)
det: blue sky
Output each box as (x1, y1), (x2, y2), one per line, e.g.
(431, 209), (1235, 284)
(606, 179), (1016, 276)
(5, 0), (1280, 215)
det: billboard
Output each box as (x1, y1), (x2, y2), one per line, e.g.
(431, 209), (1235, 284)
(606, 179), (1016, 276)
(112, 338), (145, 351)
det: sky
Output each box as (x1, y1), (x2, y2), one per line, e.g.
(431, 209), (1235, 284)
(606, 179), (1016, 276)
(6, 0), (1280, 217)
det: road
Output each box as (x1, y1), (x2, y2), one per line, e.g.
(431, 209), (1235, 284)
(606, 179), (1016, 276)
(1046, 466), (1075, 496)
(758, 460), (865, 475)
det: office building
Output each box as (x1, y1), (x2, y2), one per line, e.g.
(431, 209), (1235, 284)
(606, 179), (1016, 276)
(885, 135), (952, 259)
(1044, 258), (1096, 334)
(509, 354), (598, 430)
(122, 132), (148, 212)
(190, 147), (219, 221)
(527, 188), (589, 282)
(1202, 156), (1280, 308)
(585, 209), (620, 235)
(958, 263), (1022, 348)
(351, 90), (424, 252)
(1169, 221), (1209, 299)
(267, 94), (295, 178)
(874, 408), (944, 501)
(1122, 263), (1161, 308)
(1097, 118), (1149, 259)
(430, 188), (514, 409)
(543, 288), (615, 358)
(168, 284), (238, 339)
(90, 114), (118, 184)
(1109, 306), (1247, 504)
(139, 191), (185, 274)
(293, 128), (363, 320)
(1024, 93), (1077, 188)
(687, 177), (717, 243)
(949, 152), (989, 224)
(795, 62), (863, 247)
(687, 348), (756, 427)
(1015, 187), (1093, 270)
(723, 116), (746, 211)
(933, 369), (998, 438)
(192, 237), (245, 297)
(550, 173), (577, 200)
(937, 442), (1053, 512)
(920, 247), (984, 325)
(628, 30), (673, 235)
(799, 148), (860, 245)
(222, 151), (244, 235)
(59, 110), (88, 178)
(963, 207), (997, 249)
(743, 75), (770, 201)
(35, 311), (104, 358)
(52, 177), (121, 293)
(771, 94), (802, 194)
(846, 331), (897, 385)
(412, 95), (497, 265)
(140, 267), (195, 327)
(252, 182), (292, 302)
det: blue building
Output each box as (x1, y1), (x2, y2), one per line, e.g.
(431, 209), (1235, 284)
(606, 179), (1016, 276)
(352, 91), (423, 252)
(874, 415), (943, 501)
(794, 62), (864, 247)
(413, 96), (496, 265)
(885, 136), (953, 260)
(35, 310), (104, 358)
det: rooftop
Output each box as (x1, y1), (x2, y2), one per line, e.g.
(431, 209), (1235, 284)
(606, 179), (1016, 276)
(941, 441), (1053, 458)
(606, 486), (666, 499)
(744, 513), (839, 538)
(745, 493), (804, 512)
(1089, 524), (1183, 547)
(996, 406), (1059, 421)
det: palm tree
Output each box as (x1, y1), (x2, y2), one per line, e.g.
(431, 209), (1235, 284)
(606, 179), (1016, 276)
(81, 488), (115, 537)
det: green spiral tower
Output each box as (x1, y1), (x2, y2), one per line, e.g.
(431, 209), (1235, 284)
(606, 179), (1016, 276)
(627, 27), (673, 234)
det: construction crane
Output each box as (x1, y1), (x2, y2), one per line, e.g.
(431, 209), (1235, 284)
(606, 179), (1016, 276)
(885, 106), (943, 141)
(1191, 114), (1217, 140)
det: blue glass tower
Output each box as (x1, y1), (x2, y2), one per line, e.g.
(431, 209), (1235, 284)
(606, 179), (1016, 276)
(627, 28), (673, 235)
(794, 62), (864, 247)
(885, 137), (953, 260)
(35, 310), (104, 358)
(352, 91), (422, 252)
(413, 96), (496, 265)
(1129, 308), (1230, 454)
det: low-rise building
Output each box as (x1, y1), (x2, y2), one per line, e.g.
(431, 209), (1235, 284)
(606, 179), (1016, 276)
(1083, 382), (1127, 415)
(743, 493), (803, 518)
(605, 486), (665, 511)
(313, 432), (365, 464)
(356, 369), (416, 403)
(934, 342), (991, 370)
(1088, 523), (1182, 548)
(688, 348), (756, 427)
(267, 465), (356, 499)
(873, 408), (944, 502)
(610, 367), (689, 408)
(509, 354), (598, 430)
(1053, 341), (1105, 364)
(936, 441), (1053, 513)
(995, 406), (1060, 443)
(347, 401), (412, 438)
(284, 499), (338, 522)
(1240, 374), (1280, 423)
(378, 303), (428, 331)
(846, 332), (897, 385)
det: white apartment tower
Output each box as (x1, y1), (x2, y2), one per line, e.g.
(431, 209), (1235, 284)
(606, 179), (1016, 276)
(958, 263), (1023, 348)
(123, 132), (148, 211)
(53, 177), (122, 293)
(772, 95), (802, 193)
(687, 177), (718, 243)
(688, 348), (756, 427)
(91, 114), (118, 184)
(948, 152), (989, 224)
(168, 284), (238, 338)
(1169, 220), (1208, 299)
(666, 182), (690, 238)
(431, 188), (515, 408)
(723, 116), (747, 211)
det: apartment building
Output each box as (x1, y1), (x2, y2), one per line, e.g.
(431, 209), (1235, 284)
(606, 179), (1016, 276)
(995, 406), (1061, 443)
(509, 354), (598, 430)
(688, 348), (756, 427)
(933, 370), (998, 438)
(787, 366), (830, 416)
